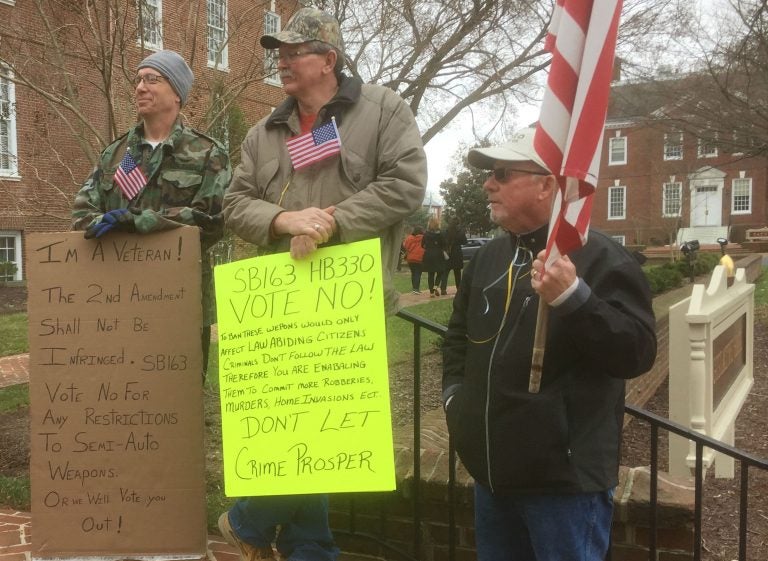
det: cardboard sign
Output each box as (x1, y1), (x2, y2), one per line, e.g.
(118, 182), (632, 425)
(27, 230), (206, 559)
(214, 238), (395, 496)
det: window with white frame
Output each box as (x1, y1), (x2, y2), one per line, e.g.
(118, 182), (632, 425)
(0, 231), (22, 281)
(697, 134), (718, 158)
(663, 130), (683, 160)
(264, 11), (280, 86)
(610, 235), (626, 246)
(207, 0), (228, 69)
(0, 67), (18, 176)
(264, 11), (281, 85)
(732, 177), (752, 214)
(138, 0), (163, 49)
(608, 135), (627, 165)
(608, 185), (626, 220)
(662, 181), (682, 217)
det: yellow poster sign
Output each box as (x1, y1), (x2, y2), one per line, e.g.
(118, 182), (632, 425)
(214, 238), (395, 496)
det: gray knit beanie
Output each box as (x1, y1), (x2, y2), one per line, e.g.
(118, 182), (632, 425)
(138, 50), (194, 105)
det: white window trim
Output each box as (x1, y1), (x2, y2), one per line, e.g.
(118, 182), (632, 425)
(0, 66), (19, 178)
(611, 235), (626, 246)
(0, 230), (22, 281)
(731, 177), (752, 215)
(264, 11), (281, 86)
(608, 185), (626, 220)
(608, 134), (627, 166)
(207, 0), (229, 70)
(662, 181), (682, 218)
(697, 134), (718, 159)
(138, 0), (163, 50)
(663, 131), (683, 161)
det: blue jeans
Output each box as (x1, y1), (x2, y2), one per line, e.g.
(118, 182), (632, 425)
(228, 495), (339, 561)
(474, 483), (613, 561)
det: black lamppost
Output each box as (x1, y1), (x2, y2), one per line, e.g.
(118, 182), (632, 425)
(717, 237), (728, 256)
(680, 240), (700, 283)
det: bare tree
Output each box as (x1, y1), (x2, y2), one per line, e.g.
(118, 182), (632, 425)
(617, 0), (768, 158)
(313, 0), (697, 146)
(0, 0), (284, 221)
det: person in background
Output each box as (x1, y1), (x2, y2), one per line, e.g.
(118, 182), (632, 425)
(442, 222), (468, 292)
(403, 225), (425, 294)
(421, 216), (448, 297)
(71, 50), (231, 379)
(442, 128), (657, 561)
(218, 7), (427, 561)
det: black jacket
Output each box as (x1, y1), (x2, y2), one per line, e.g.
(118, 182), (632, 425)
(442, 227), (657, 495)
(421, 230), (447, 272)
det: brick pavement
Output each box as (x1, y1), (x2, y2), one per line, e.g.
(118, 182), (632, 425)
(0, 355), (29, 389)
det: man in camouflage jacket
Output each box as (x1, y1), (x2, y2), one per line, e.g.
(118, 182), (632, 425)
(71, 50), (231, 374)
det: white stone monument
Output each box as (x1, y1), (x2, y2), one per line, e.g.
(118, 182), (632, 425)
(668, 264), (754, 478)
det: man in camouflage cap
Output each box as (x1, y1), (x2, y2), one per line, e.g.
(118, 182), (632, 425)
(219, 6), (426, 561)
(259, 7), (344, 53)
(71, 50), (231, 377)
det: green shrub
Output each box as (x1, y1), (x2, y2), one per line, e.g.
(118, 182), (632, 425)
(0, 261), (17, 283)
(645, 265), (684, 294)
(643, 252), (721, 295)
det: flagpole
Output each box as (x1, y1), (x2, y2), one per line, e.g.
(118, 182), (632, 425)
(528, 187), (558, 394)
(528, 298), (548, 393)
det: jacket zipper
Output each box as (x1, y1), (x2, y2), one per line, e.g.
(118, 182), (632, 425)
(484, 294), (532, 492)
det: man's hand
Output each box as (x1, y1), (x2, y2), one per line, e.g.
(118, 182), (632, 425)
(84, 208), (136, 239)
(530, 250), (577, 304)
(272, 206), (336, 244)
(290, 234), (319, 260)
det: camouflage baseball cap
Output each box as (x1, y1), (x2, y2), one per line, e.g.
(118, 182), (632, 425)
(260, 8), (344, 53)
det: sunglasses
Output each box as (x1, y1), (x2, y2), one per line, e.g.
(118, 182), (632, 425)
(489, 167), (549, 181)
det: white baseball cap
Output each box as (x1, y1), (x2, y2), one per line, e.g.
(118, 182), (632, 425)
(467, 127), (551, 173)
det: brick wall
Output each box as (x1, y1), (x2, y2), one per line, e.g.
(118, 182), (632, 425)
(592, 121), (768, 246)
(0, 0), (299, 274)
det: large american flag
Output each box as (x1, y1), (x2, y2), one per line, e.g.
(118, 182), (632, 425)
(114, 151), (147, 201)
(534, 0), (623, 267)
(286, 118), (342, 171)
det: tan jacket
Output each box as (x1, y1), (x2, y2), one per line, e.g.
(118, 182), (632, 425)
(223, 75), (427, 313)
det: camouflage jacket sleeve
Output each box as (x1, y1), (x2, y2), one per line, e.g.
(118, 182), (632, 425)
(71, 124), (232, 252)
(71, 144), (120, 231)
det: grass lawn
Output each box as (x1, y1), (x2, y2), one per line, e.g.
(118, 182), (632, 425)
(0, 313), (28, 356)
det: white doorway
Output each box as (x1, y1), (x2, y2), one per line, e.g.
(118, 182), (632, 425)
(688, 167), (725, 228)
(691, 184), (722, 226)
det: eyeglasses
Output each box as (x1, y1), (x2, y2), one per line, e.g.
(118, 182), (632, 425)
(489, 167), (549, 181)
(133, 73), (165, 87)
(277, 49), (323, 62)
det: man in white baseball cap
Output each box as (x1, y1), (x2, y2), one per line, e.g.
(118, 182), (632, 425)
(441, 128), (657, 561)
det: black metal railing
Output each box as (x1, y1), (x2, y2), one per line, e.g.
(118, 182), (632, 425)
(336, 309), (768, 561)
(624, 404), (768, 561)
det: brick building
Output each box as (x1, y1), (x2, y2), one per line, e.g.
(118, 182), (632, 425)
(590, 76), (768, 248)
(0, 0), (300, 281)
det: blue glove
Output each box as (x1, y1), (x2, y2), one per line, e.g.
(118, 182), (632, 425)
(84, 208), (135, 239)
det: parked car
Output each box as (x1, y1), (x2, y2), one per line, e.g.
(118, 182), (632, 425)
(460, 237), (491, 261)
